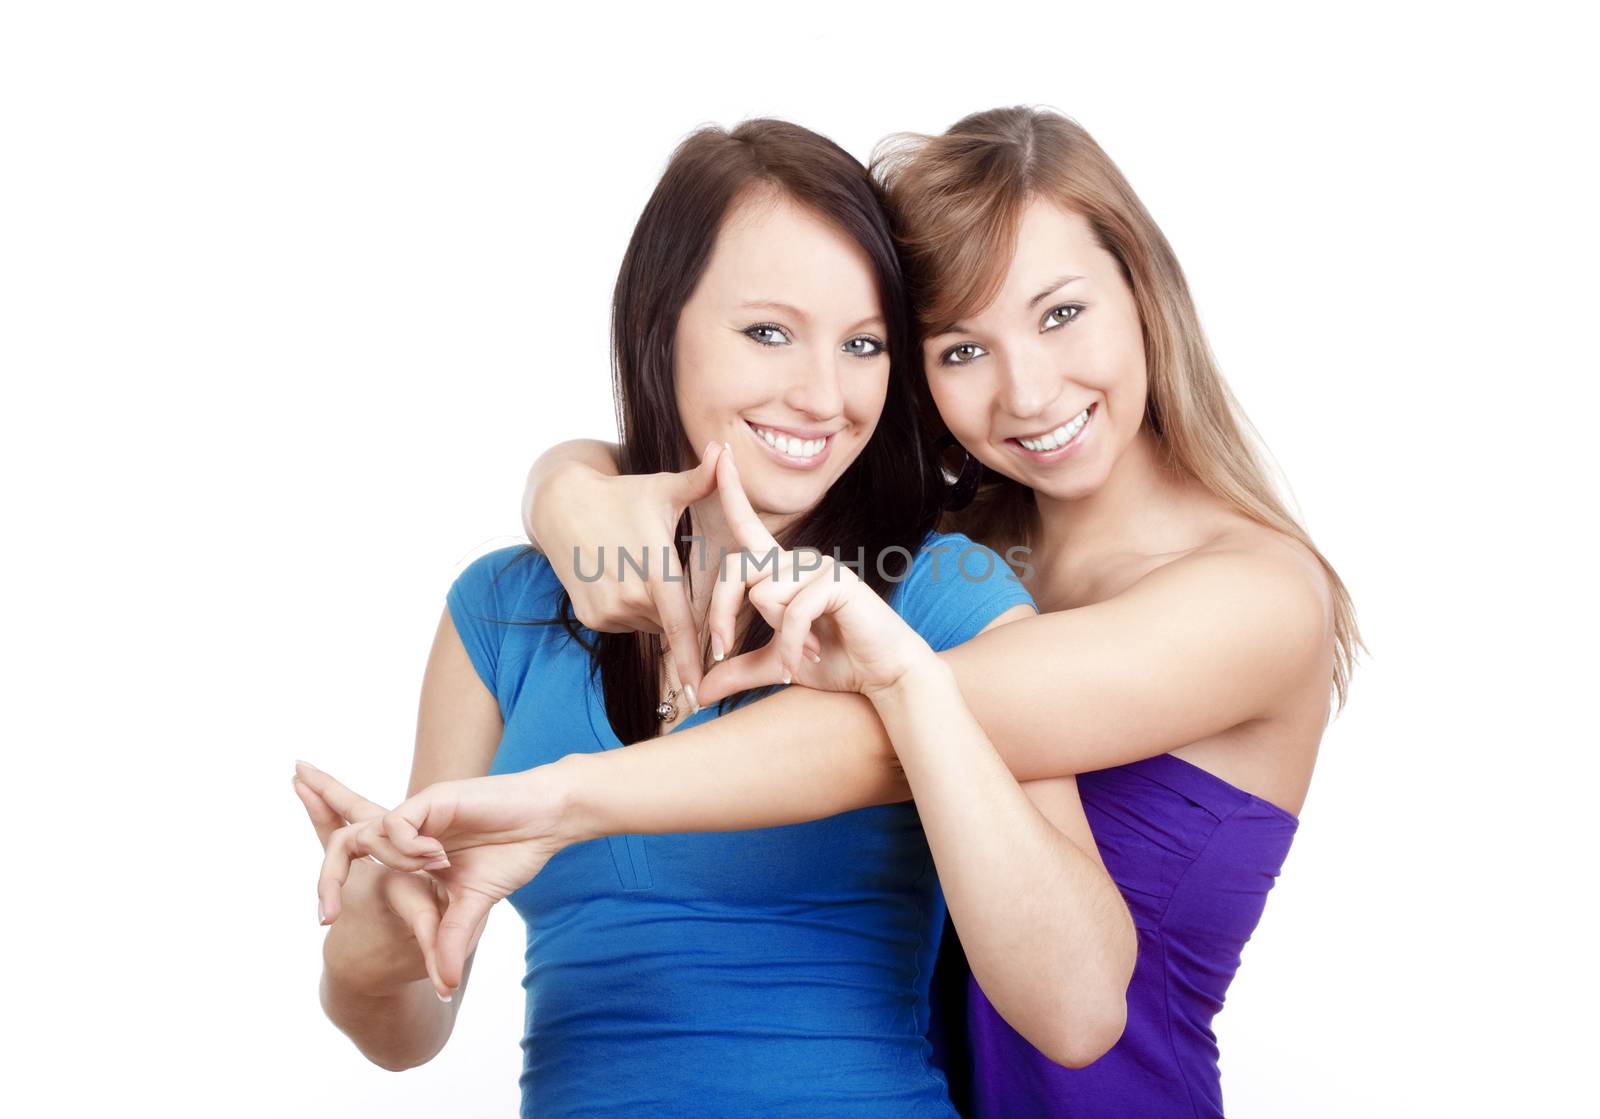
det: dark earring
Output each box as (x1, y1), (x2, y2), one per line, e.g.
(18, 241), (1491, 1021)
(937, 434), (984, 512)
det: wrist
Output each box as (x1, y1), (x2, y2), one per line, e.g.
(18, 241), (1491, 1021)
(521, 754), (604, 847)
(863, 652), (953, 709)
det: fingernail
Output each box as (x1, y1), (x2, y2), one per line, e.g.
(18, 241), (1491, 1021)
(423, 857), (450, 871)
(711, 634), (724, 662)
(684, 683), (700, 715)
(811, 652), (823, 664)
(437, 990), (453, 1003)
(781, 669), (792, 685)
(317, 898), (326, 925)
(723, 441), (731, 451)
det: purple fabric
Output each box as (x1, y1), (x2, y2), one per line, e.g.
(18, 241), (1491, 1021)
(930, 752), (1299, 1118)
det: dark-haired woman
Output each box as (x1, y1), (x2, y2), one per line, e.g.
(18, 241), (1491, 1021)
(374, 107), (1362, 1117)
(295, 119), (1134, 1119)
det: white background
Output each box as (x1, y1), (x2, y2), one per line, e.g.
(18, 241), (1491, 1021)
(5, 2), (1595, 1115)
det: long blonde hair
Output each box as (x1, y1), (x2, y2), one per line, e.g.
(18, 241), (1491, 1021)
(873, 106), (1366, 712)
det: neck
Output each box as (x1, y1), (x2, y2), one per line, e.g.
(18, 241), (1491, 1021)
(1029, 422), (1194, 585)
(683, 497), (800, 608)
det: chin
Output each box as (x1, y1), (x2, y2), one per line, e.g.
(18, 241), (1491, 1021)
(741, 474), (831, 520)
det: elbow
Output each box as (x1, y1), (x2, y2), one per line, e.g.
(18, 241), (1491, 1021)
(1039, 960), (1131, 1069)
(368, 1052), (425, 1074)
(1041, 1000), (1127, 1070)
(357, 1036), (446, 1073)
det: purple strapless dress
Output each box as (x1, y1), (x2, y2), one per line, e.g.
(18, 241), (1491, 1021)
(928, 752), (1299, 1118)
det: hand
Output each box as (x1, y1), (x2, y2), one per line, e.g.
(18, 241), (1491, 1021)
(296, 760), (576, 997)
(292, 769), (452, 999)
(532, 440), (724, 702)
(695, 450), (941, 705)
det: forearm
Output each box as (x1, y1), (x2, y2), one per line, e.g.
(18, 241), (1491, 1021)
(318, 900), (460, 1071)
(549, 627), (1089, 844)
(547, 660), (1129, 1064)
(868, 661), (1133, 1067)
(555, 691), (909, 843)
(523, 439), (621, 545)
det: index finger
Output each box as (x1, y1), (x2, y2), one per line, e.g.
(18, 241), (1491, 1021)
(714, 446), (778, 567)
(651, 568), (704, 706)
(293, 761), (385, 823)
(292, 777), (343, 849)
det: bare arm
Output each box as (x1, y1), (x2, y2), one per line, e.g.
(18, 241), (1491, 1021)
(867, 637), (1132, 1067)
(318, 608), (501, 1070)
(526, 439), (1327, 782)
(522, 438), (622, 546)
(556, 541), (1332, 840)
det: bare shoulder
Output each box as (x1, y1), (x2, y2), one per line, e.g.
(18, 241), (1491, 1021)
(1120, 510), (1336, 684)
(1138, 509), (1334, 810)
(1194, 517), (1335, 627)
(1163, 517), (1332, 633)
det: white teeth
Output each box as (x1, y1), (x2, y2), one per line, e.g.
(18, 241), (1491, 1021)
(1018, 408), (1090, 452)
(749, 422), (826, 458)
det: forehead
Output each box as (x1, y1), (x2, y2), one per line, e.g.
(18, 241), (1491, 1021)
(696, 191), (882, 315)
(1001, 199), (1101, 292)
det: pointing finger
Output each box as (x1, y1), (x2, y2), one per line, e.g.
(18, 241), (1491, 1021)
(714, 448), (778, 560)
(293, 777), (344, 849)
(652, 558), (704, 707)
(294, 762), (385, 824)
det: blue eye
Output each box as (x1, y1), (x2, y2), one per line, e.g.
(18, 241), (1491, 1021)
(744, 323), (792, 346)
(1043, 304), (1083, 330)
(940, 342), (987, 367)
(842, 336), (886, 358)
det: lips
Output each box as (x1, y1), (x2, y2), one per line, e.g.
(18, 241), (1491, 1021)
(1007, 402), (1096, 461)
(742, 418), (834, 467)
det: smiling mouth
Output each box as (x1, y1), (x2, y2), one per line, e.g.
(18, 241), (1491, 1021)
(1009, 404), (1094, 453)
(743, 419), (833, 464)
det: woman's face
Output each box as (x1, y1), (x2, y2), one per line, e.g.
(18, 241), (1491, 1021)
(921, 198), (1148, 503)
(674, 190), (891, 521)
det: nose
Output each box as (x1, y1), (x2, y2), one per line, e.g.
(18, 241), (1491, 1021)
(995, 344), (1063, 422)
(783, 348), (846, 422)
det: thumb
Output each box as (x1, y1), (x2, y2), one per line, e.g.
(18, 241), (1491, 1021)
(667, 440), (723, 511)
(387, 876), (449, 1000)
(437, 886), (497, 993)
(696, 643), (785, 706)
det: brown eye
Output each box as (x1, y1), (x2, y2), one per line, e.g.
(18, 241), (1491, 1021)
(1042, 304), (1083, 330)
(941, 342), (987, 367)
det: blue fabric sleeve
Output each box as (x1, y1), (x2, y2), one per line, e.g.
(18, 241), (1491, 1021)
(445, 544), (545, 696)
(886, 532), (1037, 652)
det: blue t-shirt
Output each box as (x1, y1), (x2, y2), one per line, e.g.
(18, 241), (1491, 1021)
(446, 531), (1036, 1118)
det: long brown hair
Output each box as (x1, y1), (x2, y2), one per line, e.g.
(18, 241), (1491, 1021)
(873, 106), (1365, 711)
(564, 119), (943, 744)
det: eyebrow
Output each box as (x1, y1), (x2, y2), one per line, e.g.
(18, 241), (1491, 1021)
(738, 299), (810, 320)
(931, 274), (1085, 337)
(738, 300), (886, 335)
(1028, 274), (1084, 308)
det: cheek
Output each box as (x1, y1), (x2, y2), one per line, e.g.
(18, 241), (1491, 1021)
(927, 374), (989, 443)
(676, 338), (750, 419)
(844, 367), (891, 433)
